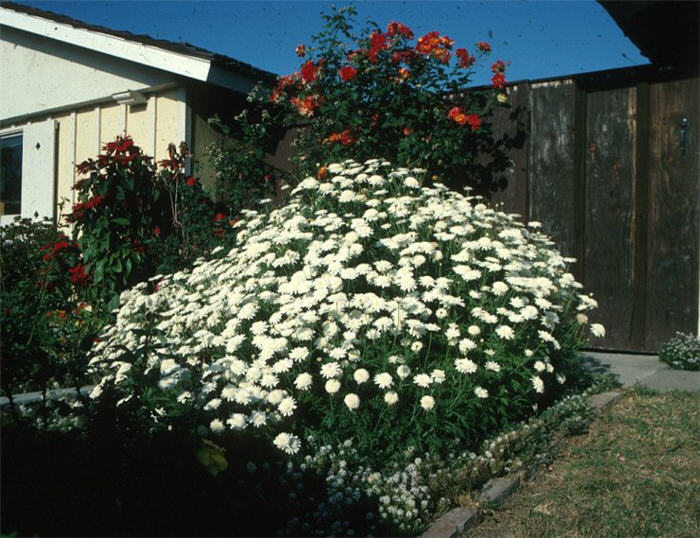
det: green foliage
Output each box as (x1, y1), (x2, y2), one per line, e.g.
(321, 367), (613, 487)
(0, 216), (103, 415)
(67, 135), (237, 303)
(658, 332), (699, 371)
(207, 110), (279, 217)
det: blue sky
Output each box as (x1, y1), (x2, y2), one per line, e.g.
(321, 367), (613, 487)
(21, 1), (649, 84)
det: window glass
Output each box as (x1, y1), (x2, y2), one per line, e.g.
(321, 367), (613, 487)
(1, 134), (22, 215)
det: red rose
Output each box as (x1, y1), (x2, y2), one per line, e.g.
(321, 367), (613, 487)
(491, 72), (506, 89)
(456, 48), (475, 69)
(214, 212), (226, 222)
(339, 66), (357, 81)
(300, 60), (318, 83)
(295, 44), (306, 58)
(186, 176), (197, 186)
(477, 41), (491, 52)
(466, 114), (482, 130)
(154, 226), (161, 236)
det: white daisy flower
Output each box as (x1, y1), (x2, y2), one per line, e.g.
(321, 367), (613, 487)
(344, 393), (360, 411)
(374, 372), (393, 389)
(474, 386), (488, 399)
(420, 395), (435, 411)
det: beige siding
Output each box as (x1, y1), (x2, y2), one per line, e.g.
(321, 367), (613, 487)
(126, 101), (152, 154)
(54, 112), (75, 213)
(155, 88), (182, 162)
(4, 87), (186, 221)
(99, 102), (125, 146)
(192, 110), (222, 192)
(74, 108), (96, 178)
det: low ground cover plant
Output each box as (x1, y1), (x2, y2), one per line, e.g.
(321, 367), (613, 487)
(80, 158), (605, 534)
(658, 332), (699, 371)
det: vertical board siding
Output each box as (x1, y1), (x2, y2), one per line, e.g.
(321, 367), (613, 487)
(154, 89), (181, 162)
(99, 103), (123, 146)
(127, 101), (152, 153)
(74, 108), (96, 174)
(645, 77), (700, 350)
(54, 113), (74, 216)
(583, 87), (637, 349)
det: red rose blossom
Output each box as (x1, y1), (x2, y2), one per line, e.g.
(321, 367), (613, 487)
(339, 65), (357, 81)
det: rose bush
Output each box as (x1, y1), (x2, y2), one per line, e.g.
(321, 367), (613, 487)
(87, 159), (603, 468)
(217, 5), (515, 199)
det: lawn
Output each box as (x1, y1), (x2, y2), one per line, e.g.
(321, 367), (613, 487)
(467, 388), (700, 537)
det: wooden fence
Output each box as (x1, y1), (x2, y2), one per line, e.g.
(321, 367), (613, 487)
(486, 65), (699, 353)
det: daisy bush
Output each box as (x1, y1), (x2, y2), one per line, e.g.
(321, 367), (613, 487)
(87, 158), (603, 469)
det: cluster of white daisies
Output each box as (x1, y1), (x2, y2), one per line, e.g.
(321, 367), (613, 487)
(89, 158), (603, 456)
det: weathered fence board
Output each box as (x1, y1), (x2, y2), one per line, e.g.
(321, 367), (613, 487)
(645, 77), (700, 350)
(583, 87), (638, 350)
(528, 80), (577, 259)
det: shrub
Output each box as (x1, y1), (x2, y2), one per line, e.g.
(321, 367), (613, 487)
(87, 159), (604, 469)
(658, 332), (699, 371)
(0, 216), (102, 414)
(67, 135), (236, 305)
(256, 5), (512, 192)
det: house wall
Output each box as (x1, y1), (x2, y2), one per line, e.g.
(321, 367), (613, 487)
(1, 87), (187, 223)
(0, 25), (175, 122)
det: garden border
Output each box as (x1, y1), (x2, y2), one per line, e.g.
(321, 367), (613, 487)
(421, 390), (622, 538)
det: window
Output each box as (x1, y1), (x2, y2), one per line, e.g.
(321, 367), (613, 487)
(0, 133), (22, 216)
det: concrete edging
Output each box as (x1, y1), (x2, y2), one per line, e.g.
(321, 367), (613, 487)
(421, 390), (623, 538)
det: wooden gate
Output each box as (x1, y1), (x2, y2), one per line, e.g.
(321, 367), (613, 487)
(487, 65), (699, 353)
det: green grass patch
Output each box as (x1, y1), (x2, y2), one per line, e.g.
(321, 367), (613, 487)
(468, 389), (700, 537)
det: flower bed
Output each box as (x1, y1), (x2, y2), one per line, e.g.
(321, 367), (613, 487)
(89, 158), (602, 457)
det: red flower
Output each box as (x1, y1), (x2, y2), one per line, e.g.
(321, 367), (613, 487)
(370, 31), (388, 51)
(317, 166), (329, 180)
(466, 114), (482, 130)
(214, 212), (227, 222)
(448, 106), (463, 121)
(491, 60), (506, 73)
(477, 41), (491, 52)
(328, 128), (355, 146)
(403, 126), (412, 136)
(154, 226), (161, 236)
(456, 48), (475, 69)
(186, 176), (197, 186)
(68, 264), (90, 286)
(386, 21), (414, 39)
(397, 67), (410, 79)
(290, 95), (320, 117)
(491, 72), (506, 89)
(300, 60), (319, 83)
(339, 66), (358, 81)
(295, 44), (306, 57)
